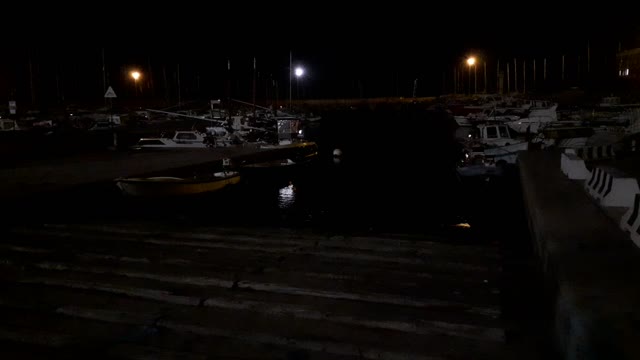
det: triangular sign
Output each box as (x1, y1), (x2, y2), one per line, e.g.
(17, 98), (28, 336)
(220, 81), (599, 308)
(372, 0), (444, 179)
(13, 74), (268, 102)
(104, 86), (117, 98)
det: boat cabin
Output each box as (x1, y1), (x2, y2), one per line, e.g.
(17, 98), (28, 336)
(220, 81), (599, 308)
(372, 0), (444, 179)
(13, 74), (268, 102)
(173, 131), (206, 144)
(473, 124), (518, 147)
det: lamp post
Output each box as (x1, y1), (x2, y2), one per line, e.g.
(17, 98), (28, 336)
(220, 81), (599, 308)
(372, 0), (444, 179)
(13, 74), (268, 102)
(294, 66), (304, 99)
(466, 57), (476, 95)
(130, 71), (141, 96)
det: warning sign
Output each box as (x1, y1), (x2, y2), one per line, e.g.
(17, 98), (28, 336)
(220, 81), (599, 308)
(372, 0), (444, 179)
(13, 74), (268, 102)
(104, 86), (117, 98)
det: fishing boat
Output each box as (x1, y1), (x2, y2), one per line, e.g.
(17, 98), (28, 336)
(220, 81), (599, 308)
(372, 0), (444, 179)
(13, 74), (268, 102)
(115, 171), (241, 197)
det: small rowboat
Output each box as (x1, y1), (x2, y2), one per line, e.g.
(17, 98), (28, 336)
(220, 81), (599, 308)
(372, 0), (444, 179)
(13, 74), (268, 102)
(115, 171), (241, 197)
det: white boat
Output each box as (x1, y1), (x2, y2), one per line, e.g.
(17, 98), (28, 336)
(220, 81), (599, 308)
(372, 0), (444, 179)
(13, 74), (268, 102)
(506, 115), (555, 134)
(483, 141), (529, 164)
(472, 123), (521, 147)
(458, 124), (531, 177)
(132, 130), (230, 150)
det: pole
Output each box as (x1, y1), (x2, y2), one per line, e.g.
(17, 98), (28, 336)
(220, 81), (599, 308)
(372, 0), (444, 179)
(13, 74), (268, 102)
(289, 51), (292, 110)
(533, 59), (536, 86)
(497, 60), (500, 93)
(226, 59), (231, 119)
(483, 61), (487, 93)
(29, 51), (35, 107)
(507, 63), (510, 93)
(177, 63), (181, 108)
(523, 60), (526, 94)
(56, 65), (62, 103)
(577, 55), (581, 81)
(514, 58), (518, 93)
(474, 64), (477, 94)
(162, 65), (169, 104)
(252, 56), (256, 117)
(102, 48), (106, 104)
(274, 80), (278, 115)
(562, 55), (565, 81)
(468, 65), (471, 95)
(453, 67), (457, 95)
(587, 41), (591, 73)
(544, 58), (547, 81)
(147, 56), (154, 97)
(110, 98), (117, 150)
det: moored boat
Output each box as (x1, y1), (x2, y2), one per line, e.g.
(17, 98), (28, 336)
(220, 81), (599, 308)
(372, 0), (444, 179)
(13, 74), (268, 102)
(115, 171), (241, 197)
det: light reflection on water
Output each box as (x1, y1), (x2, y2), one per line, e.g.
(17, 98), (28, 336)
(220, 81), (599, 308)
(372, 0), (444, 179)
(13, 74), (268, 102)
(278, 183), (296, 209)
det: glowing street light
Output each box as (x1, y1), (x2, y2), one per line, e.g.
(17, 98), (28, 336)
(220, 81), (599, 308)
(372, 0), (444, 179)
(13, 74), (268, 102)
(466, 57), (477, 94)
(130, 71), (141, 96)
(294, 66), (305, 99)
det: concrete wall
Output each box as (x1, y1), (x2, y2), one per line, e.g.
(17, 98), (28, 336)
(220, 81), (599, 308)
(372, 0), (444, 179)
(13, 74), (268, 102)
(519, 150), (640, 360)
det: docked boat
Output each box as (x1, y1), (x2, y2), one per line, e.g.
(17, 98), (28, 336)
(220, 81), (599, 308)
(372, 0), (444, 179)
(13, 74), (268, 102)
(131, 130), (236, 150)
(457, 123), (532, 177)
(115, 171), (241, 197)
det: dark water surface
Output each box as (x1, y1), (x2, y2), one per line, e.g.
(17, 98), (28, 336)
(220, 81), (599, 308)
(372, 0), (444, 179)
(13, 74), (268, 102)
(10, 106), (471, 234)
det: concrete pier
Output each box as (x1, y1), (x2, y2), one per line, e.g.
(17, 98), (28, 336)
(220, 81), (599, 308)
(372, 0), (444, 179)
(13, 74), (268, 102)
(519, 150), (640, 360)
(0, 144), (309, 199)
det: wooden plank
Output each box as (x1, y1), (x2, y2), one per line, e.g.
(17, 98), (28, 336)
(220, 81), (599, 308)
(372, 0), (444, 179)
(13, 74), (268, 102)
(0, 224), (506, 359)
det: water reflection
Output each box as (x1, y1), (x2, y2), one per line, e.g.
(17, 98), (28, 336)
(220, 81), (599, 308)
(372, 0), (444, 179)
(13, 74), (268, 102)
(278, 182), (296, 209)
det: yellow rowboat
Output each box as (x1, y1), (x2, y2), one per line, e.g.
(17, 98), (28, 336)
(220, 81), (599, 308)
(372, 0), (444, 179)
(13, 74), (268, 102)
(115, 171), (241, 197)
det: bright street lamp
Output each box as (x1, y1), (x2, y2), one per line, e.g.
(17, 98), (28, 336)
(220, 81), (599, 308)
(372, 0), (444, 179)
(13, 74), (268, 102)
(294, 67), (304, 98)
(130, 71), (141, 96)
(466, 57), (476, 94)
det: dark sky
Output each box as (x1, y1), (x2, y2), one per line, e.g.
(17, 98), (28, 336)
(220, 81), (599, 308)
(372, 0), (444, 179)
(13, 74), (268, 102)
(2, 8), (638, 107)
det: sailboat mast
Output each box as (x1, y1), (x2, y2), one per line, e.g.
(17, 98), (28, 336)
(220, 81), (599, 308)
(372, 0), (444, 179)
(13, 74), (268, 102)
(289, 51), (292, 110)
(227, 59), (231, 120)
(252, 57), (256, 117)
(102, 48), (107, 104)
(29, 50), (35, 107)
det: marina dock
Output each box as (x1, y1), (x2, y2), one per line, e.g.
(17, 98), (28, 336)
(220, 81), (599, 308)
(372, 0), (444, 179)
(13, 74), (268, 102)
(0, 144), (306, 199)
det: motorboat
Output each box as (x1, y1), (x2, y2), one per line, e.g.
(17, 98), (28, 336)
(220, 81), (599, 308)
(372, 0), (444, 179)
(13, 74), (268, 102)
(131, 130), (235, 150)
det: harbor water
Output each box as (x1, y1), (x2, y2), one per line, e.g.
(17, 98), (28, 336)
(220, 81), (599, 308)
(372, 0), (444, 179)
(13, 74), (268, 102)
(12, 106), (472, 233)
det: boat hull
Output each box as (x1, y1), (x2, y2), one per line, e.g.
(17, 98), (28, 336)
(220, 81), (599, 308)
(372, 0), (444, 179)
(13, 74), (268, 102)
(115, 173), (241, 197)
(484, 141), (529, 164)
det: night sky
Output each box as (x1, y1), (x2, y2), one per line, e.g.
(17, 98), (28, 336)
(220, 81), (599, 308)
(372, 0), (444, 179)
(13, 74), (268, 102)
(2, 8), (637, 108)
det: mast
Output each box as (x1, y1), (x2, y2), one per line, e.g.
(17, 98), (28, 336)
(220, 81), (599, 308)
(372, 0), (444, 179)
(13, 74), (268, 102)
(102, 48), (106, 104)
(252, 56), (256, 117)
(227, 59), (231, 119)
(289, 51), (292, 110)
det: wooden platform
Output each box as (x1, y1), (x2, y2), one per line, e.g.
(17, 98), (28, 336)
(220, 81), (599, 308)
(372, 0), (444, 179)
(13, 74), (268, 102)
(0, 223), (506, 359)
